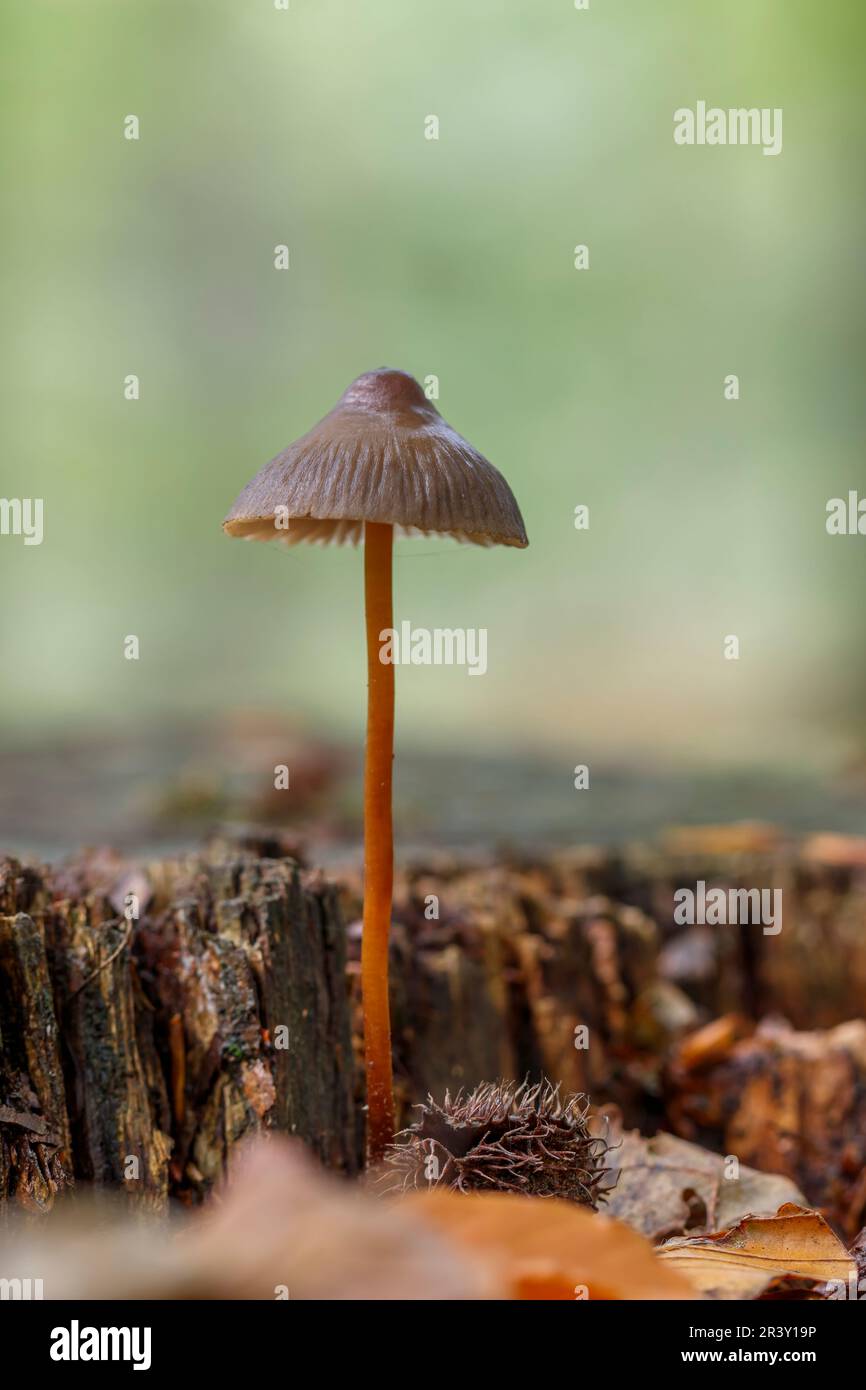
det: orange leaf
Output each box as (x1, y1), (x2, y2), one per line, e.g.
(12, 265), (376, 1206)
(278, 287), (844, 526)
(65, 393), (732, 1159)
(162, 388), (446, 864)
(658, 1203), (857, 1300)
(407, 1189), (699, 1300)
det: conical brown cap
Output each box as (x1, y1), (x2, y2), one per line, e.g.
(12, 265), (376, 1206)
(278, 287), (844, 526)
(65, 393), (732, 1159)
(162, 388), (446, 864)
(223, 369), (528, 548)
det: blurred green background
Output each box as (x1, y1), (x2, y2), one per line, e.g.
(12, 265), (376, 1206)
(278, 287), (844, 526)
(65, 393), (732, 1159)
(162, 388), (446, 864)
(1, 0), (864, 849)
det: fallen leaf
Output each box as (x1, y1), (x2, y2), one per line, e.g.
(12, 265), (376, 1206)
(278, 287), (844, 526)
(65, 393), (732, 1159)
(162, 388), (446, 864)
(0, 1138), (493, 1300)
(606, 1129), (807, 1241)
(658, 1203), (856, 1300)
(670, 1013), (750, 1072)
(407, 1189), (699, 1300)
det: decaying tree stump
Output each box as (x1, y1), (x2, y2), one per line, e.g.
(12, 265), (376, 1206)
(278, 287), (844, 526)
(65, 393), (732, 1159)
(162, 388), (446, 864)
(0, 851), (359, 1216)
(643, 830), (866, 1030)
(342, 856), (685, 1131)
(3, 832), (866, 1229)
(665, 1016), (866, 1237)
(0, 913), (71, 1212)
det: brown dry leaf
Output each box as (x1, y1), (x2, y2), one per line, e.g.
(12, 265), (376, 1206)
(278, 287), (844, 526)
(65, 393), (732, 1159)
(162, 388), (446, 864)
(670, 1013), (750, 1072)
(658, 1203), (856, 1300)
(0, 1138), (494, 1300)
(606, 1130), (806, 1241)
(407, 1189), (699, 1300)
(183, 1138), (496, 1299)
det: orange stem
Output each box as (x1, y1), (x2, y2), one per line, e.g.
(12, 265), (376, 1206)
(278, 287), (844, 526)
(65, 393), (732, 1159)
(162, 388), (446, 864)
(362, 521), (395, 1161)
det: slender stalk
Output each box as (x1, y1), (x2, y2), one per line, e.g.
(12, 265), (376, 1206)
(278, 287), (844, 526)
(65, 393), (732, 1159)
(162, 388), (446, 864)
(362, 520), (395, 1161)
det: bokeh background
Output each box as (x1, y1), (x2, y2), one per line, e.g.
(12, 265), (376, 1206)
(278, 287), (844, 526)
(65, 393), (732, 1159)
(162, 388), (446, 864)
(1, 0), (864, 854)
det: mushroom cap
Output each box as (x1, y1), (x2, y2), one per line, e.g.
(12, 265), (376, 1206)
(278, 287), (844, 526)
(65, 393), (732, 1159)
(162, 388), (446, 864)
(222, 368), (528, 548)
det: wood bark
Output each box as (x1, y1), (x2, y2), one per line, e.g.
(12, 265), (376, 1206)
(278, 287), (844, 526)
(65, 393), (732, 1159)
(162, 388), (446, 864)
(0, 912), (71, 1214)
(0, 851), (359, 1214)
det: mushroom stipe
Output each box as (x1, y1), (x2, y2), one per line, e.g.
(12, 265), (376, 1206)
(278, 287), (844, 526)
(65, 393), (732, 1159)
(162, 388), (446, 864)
(362, 520), (396, 1154)
(224, 368), (528, 1163)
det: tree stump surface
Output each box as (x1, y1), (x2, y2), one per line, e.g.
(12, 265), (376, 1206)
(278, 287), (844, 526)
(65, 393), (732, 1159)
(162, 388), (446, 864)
(0, 851), (359, 1216)
(2, 832), (866, 1231)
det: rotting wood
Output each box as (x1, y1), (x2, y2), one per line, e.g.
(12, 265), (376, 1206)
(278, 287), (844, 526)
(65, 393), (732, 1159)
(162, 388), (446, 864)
(0, 850), (360, 1213)
(3, 837), (866, 1226)
(0, 912), (71, 1214)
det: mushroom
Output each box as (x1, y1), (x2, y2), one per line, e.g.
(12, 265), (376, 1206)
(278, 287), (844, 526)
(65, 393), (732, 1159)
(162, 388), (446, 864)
(223, 368), (528, 1160)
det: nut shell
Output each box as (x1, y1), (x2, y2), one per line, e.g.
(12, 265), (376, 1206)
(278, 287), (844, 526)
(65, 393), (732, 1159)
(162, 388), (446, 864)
(382, 1079), (614, 1207)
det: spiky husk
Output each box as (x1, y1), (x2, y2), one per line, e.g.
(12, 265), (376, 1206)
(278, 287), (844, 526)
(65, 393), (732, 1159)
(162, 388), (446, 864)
(382, 1079), (615, 1207)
